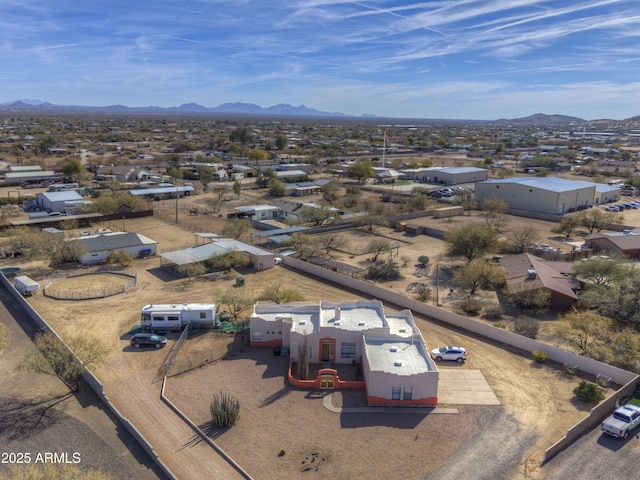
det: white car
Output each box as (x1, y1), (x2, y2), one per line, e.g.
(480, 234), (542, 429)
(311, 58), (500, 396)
(431, 346), (467, 363)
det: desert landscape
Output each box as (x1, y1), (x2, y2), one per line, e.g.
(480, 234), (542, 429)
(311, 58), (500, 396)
(10, 211), (593, 479)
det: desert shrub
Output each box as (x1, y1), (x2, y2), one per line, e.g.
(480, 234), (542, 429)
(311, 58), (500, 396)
(573, 381), (605, 403)
(484, 305), (504, 320)
(210, 391), (240, 427)
(418, 255), (430, 266)
(532, 350), (549, 363)
(459, 298), (482, 316)
(514, 317), (540, 339)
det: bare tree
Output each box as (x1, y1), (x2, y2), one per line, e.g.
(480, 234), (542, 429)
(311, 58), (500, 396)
(318, 233), (347, 256)
(507, 225), (541, 253)
(19, 332), (109, 393)
(480, 196), (509, 234)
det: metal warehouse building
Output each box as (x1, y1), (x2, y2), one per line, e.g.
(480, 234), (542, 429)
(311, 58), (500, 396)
(402, 166), (488, 185)
(474, 177), (596, 215)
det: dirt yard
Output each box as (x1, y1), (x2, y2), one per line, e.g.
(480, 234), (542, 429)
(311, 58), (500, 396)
(7, 211), (597, 479)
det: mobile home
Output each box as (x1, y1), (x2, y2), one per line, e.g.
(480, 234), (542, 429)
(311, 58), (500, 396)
(140, 303), (218, 332)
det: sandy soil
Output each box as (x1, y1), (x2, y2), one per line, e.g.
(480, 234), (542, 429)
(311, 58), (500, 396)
(10, 210), (596, 479)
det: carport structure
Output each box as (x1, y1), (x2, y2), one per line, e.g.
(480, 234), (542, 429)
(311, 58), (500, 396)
(160, 237), (275, 272)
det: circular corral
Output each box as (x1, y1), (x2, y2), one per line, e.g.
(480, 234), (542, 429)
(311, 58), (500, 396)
(44, 270), (137, 300)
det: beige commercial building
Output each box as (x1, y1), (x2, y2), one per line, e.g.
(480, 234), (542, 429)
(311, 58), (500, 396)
(475, 177), (596, 214)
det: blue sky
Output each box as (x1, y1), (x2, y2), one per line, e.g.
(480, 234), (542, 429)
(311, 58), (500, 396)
(1, 1), (640, 120)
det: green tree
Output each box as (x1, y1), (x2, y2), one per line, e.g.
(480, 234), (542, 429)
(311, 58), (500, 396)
(90, 196), (117, 217)
(551, 216), (582, 238)
(368, 239), (392, 262)
(177, 262), (207, 282)
(106, 250), (134, 267)
(36, 135), (57, 155)
(572, 255), (630, 286)
(233, 179), (242, 198)
(509, 287), (551, 311)
(554, 310), (611, 352)
(208, 251), (249, 272)
(61, 158), (88, 182)
(258, 283), (305, 303)
(275, 135), (288, 150)
(248, 148), (268, 164)
(346, 159), (375, 184)
(298, 205), (333, 226)
(229, 126), (250, 145)
(578, 209), (621, 233)
(453, 259), (505, 295)
(221, 219), (251, 240)
(267, 177), (286, 196)
(445, 224), (496, 263)
(197, 165), (214, 191)
(19, 332), (109, 393)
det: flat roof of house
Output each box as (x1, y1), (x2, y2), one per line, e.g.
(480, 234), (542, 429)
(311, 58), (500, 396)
(364, 338), (432, 375)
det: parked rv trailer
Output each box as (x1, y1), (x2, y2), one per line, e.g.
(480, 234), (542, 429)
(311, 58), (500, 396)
(14, 275), (40, 297)
(140, 303), (218, 332)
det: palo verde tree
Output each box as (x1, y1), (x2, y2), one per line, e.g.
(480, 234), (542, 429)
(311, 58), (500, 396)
(453, 259), (505, 295)
(19, 331), (109, 393)
(298, 205), (333, 226)
(445, 224), (496, 263)
(258, 282), (305, 304)
(578, 209), (622, 234)
(177, 262), (207, 282)
(221, 219), (251, 240)
(551, 216), (582, 238)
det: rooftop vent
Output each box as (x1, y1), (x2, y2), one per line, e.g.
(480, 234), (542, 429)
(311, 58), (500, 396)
(358, 321), (365, 326)
(335, 307), (341, 320)
(390, 346), (399, 352)
(527, 269), (537, 280)
(399, 328), (407, 333)
(394, 361), (403, 367)
(299, 321), (306, 325)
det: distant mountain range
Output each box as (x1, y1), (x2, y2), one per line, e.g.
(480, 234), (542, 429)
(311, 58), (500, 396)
(0, 100), (634, 124)
(0, 100), (356, 118)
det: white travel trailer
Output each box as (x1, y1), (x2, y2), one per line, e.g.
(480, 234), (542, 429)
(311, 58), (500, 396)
(140, 303), (218, 332)
(14, 275), (40, 297)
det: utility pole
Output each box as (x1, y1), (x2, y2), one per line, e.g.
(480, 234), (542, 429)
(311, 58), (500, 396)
(175, 186), (179, 224)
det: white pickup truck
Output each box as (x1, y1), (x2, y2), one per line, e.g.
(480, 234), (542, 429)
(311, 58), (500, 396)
(601, 403), (640, 439)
